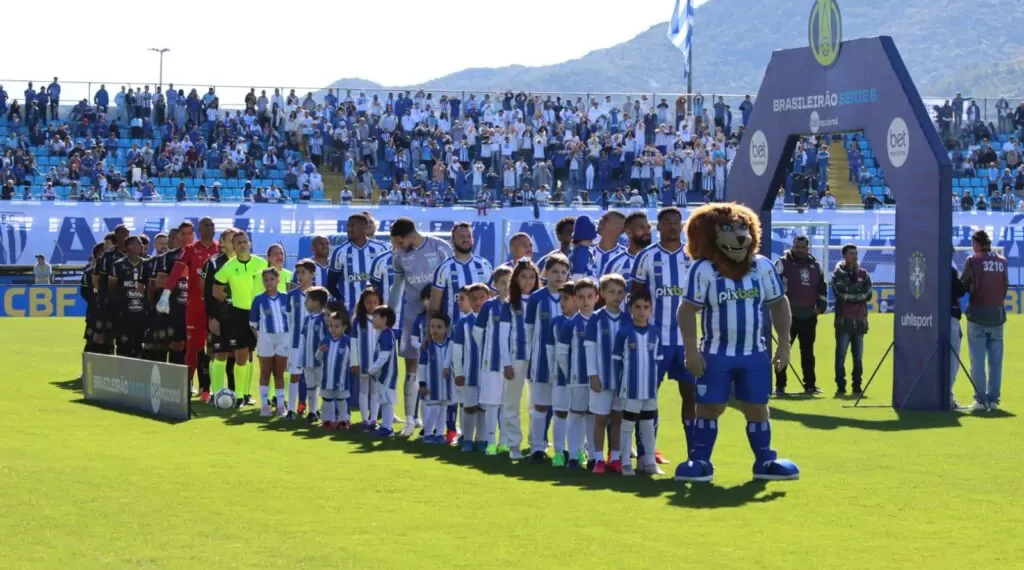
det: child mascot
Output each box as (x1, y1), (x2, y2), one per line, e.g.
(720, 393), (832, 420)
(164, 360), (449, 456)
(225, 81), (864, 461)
(673, 202), (801, 482)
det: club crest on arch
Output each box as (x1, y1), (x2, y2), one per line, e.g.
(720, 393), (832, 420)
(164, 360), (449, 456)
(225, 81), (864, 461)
(909, 251), (926, 299)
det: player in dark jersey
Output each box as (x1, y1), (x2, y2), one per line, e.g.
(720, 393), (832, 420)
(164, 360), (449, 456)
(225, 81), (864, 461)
(200, 228), (239, 400)
(141, 233), (169, 361)
(81, 242), (107, 355)
(109, 236), (149, 358)
(91, 225), (129, 354)
(157, 222), (195, 367)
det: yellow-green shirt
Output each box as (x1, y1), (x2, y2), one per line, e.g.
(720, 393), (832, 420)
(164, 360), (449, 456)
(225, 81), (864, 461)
(214, 255), (269, 310)
(277, 269), (293, 293)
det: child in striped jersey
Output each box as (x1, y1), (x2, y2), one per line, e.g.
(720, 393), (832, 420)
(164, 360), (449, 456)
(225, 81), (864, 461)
(298, 287), (329, 425)
(366, 306), (400, 437)
(249, 268), (291, 417)
(585, 274), (629, 474)
(286, 259), (315, 418)
(349, 288), (382, 430)
(318, 309), (353, 429)
(549, 281), (578, 468)
(452, 283), (490, 452)
(407, 287), (433, 437)
(499, 259), (539, 461)
(525, 253), (570, 463)
(473, 266), (512, 456)
(557, 279), (597, 469)
(416, 313), (453, 444)
(612, 289), (663, 477)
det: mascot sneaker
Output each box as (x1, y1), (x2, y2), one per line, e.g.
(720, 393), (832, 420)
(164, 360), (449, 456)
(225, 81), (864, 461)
(752, 451), (800, 481)
(673, 460), (715, 483)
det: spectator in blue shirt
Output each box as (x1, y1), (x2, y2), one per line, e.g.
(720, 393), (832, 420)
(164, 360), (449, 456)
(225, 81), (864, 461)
(47, 78), (61, 121)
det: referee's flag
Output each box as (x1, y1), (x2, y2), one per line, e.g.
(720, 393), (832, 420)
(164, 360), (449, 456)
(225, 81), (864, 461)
(667, 0), (695, 80)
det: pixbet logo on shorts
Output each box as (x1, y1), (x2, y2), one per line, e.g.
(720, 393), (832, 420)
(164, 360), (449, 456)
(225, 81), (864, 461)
(887, 117), (909, 168)
(749, 130), (769, 177)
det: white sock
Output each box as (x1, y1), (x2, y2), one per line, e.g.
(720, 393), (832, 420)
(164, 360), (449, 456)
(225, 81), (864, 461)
(382, 402), (395, 430)
(275, 388), (285, 409)
(368, 385), (380, 425)
(358, 377), (369, 421)
(639, 418), (656, 467)
(484, 405), (499, 445)
(308, 387), (320, 415)
(553, 415), (568, 453)
(459, 407), (470, 440)
(288, 382), (299, 410)
(422, 404), (437, 435)
(435, 404), (448, 436)
(584, 414), (596, 456)
(336, 399), (349, 422)
(530, 409), (547, 453)
(610, 449), (621, 461)
(567, 413), (584, 457)
(259, 385), (270, 406)
(620, 420), (636, 467)
(322, 399), (335, 423)
(404, 374), (417, 419)
(469, 412), (481, 442)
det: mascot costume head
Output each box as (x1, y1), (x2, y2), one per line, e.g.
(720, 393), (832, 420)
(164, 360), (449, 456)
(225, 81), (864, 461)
(683, 202), (762, 280)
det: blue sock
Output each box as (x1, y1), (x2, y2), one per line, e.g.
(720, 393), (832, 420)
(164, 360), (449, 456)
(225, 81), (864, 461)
(446, 404), (458, 431)
(683, 419), (694, 456)
(298, 381), (307, 406)
(746, 421), (772, 461)
(691, 418), (718, 462)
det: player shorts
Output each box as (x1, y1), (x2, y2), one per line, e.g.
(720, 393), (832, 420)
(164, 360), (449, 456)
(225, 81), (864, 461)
(529, 381), (552, 407)
(288, 347), (304, 375)
(207, 318), (231, 354)
(378, 386), (398, 406)
(226, 307), (257, 351)
(552, 385), (570, 412)
(166, 309), (187, 343)
(589, 389), (623, 415)
(321, 388), (350, 401)
(696, 352), (772, 405)
(460, 385), (480, 407)
(660, 345), (695, 384)
(116, 316), (147, 357)
(398, 307), (419, 359)
(256, 332), (290, 358)
(621, 398), (658, 414)
(302, 367), (321, 389)
(478, 371), (505, 406)
(568, 385), (590, 412)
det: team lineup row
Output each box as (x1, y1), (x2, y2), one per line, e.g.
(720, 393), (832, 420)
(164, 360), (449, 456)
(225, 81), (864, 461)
(80, 205), (802, 482)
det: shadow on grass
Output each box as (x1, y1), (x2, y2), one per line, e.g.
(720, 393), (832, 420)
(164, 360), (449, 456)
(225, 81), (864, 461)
(195, 404), (787, 509)
(52, 378), (83, 393)
(770, 404), (1016, 432)
(52, 378), (191, 425)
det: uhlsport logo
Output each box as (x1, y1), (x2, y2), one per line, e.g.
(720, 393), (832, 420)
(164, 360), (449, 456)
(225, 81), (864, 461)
(749, 130), (769, 177)
(909, 250), (926, 299)
(809, 110), (839, 134)
(887, 117), (910, 168)
(809, 0), (842, 67)
(150, 364), (162, 414)
(901, 312), (934, 329)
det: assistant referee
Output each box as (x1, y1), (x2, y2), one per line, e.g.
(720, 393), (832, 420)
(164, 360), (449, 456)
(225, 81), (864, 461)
(213, 232), (268, 406)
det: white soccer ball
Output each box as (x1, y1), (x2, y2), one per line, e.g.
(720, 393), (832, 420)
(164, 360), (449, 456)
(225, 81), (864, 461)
(213, 388), (236, 409)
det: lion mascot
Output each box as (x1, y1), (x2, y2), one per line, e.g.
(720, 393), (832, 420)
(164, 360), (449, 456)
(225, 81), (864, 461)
(673, 202), (801, 482)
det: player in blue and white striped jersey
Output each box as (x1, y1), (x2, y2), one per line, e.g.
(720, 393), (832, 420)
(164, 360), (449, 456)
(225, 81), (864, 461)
(452, 283), (490, 452)
(366, 306), (400, 437)
(473, 266), (512, 456)
(593, 211), (627, 277)
(556, 278), (598, 469)
(369, 247), (404, 339)
(603, 212), (653, 293)
(524, 253), (570, 463)
(285, 260), (314, 418)
(548, 281), (578, 467)
(584, 274), (629, 474)
(249, 268), (291, 417)
(430, 222), (493, 324)
(292, 235), (331, 288)
(536, 216), (575, 281)
(349, 288), (382, 428)
(674, 203), (799, 484)
(416, 313), (453, 444)
(498, 259), (540, 460)
(318, 310), (352, 429)
(327, 213), (388, 314)
(630, 206), (694, 464)
(612, 289), (663, 477)
(297, 287), (330, 424)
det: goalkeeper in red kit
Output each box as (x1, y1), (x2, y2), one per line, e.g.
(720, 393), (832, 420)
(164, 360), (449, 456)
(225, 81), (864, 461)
(157, 217), (219, 402)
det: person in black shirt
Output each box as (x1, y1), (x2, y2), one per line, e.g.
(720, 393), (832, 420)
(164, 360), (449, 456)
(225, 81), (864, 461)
(92, 226), (129, 354)
(148, 228), (178, 362)
(80, 242), (107, 355)
(140, 237), (165, 362)
(200, 228), (239, 399)
(950, 253), (969, 409)
(109, 236), (148, 358)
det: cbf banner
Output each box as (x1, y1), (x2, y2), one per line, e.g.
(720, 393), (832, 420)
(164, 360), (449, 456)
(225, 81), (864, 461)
(0, 285), (86, 317)
(82, 353), (190, 421)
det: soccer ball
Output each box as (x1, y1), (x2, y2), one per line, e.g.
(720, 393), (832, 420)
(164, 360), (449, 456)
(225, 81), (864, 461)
(213, 388), (236, 409)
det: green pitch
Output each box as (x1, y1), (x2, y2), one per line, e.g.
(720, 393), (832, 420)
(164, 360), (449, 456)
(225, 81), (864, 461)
(2, 317), (1022, 569)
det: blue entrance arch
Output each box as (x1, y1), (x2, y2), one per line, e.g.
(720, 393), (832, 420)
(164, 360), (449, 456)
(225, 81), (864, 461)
(727, 36), (953, 411)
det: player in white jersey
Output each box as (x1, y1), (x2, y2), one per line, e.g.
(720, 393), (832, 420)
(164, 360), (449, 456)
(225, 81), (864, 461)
(389, 217), (455, 429)
(593, 211), (626, 277)
(318, 309), (352, 429)
(604, 212), (652, 293)
(452, 283), (490, 452)
(613, 289), (663, 477)
(524, 253), (570, 463)
(286, 260), (315, 418)
(297, 287), (330, 424)
(674, 203), (800, 483)
(366, 306), (400, 437)
(473, 267), (512, 456)
(416, 313), (453, 444)
(556, 278), (598, 470)
(327, 213), (388, 315)
(630, 206), (693, 464)
(431, 222), (493, 323)
(498, 260), (539, 460)
(585, 274), (628, 475)
(349, 288), (382, 428)
(249, 268), (291, 417)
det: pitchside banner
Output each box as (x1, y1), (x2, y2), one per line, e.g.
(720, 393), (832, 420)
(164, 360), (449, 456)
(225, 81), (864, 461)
(729, 8), (954, 411)
(82, 353), (190, 421)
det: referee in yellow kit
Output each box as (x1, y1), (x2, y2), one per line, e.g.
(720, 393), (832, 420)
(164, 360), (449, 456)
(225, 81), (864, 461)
(213, 232), (268, 407)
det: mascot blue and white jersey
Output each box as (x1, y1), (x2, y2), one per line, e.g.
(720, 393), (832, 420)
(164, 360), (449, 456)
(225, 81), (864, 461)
(682, 254), (785, 357)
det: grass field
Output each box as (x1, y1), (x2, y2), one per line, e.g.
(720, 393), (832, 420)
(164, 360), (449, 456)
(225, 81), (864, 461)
(1, 316), (1022, 569)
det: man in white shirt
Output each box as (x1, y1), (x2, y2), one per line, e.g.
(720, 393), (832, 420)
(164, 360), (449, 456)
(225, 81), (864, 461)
(34, 254), (52, 284)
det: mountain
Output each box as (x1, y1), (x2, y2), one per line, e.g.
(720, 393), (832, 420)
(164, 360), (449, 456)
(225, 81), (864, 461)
(327, 0), (1024, 99)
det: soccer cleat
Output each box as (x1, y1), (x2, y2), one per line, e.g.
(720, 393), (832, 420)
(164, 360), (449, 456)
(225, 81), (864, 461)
(509, 449), (524, 461)
(307, 413), (319, 425)
(567, 459), (581, 470)
(485, 444), (498, 456)
(243, 395), (255, 407)
(235, 398), (244, 409)
(551, 451), (567, 468)
(321, 421), (336, 429)
(199, 391), (211, 404)
(989, 403), (1000, 412)
(474, 441), (489, 453)
(851, 386), (863, 395)
(804, 386), (823, 395)
(285, 411), (296, 420)
(654, 451), (670, 465)
(297, 402), (306, 415)
(674, 460), (715, 483)
(372, 427), (394, 438)
(529, 451), (548, 464)
(969, 401), (988, 412)
(277, 406), (288, 418)
(577, 451), (589, 465)
(496, 444), (511, 454)
(445, 430), (459, 445)
(260, 405), (272, 417)
(774, 388), (787, 397)
(753, 456), (801, 481)
(608, 459), (624, 474)
(593, 460), (607, 474)
(641, 463), (665, 476)
(621, 463), (636, 477)
(362, 421), (377, 432)
(586, 459), (596, 471)
(337, 421), (350, 430)
(461, 440), (475, 453)
(835, 386), (847, 396)
(414, 417), (423, 428)
(399, 424), (416, 437)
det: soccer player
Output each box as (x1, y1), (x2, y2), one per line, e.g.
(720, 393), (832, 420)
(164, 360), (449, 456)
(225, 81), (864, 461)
(286, 259), (316, 417)
(213, 231), (268, 407)
(431, 223), (493, 326)
(157, 221), (196, 369)
(525, 253), (569, 463)
(140, 232), (169, 362)
(452, 283), (489, 452)
(417, 313), (453, 444)
(298, 235), (331, 287)
(605, 212), (652, 292)
(349, 288), (383, 428)
(201, 228), (238, 398)
(327, 213), (387, 314)
(631, 206), (693, 464)
(108, 236), (148, 359)
(557, 278), (598, 469)
(250, 268), (291, 417)
(369, 240), (403, 340)
(319, 309), (352, 429)
(675, 206), (799, 483)
(81, 243), (107, 355)
(92, 225), (130, 354)
(586, 274), (628, 474)
(549, 281), (578, 467)
(157, 217), (219, 401)
(389, 217), (454, 430)
(612, 289), (662, 477)
(961, 229), (1010, 412)
(366, 305), (399, 437)
(497, 232), (535, 269)
(536, 216), (575, 277)
(499, 259), (539, 460)
(298, 287), (330, 424)
(148, 227), (179, 361)
(473, 266), (512, 455)
(593, 211), (626, 276)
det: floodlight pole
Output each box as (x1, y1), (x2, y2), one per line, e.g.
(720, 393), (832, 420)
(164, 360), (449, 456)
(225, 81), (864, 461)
(148, 48), (170, 88)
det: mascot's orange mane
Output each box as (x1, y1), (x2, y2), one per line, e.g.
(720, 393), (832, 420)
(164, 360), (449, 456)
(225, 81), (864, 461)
(683, 202), (762, 281)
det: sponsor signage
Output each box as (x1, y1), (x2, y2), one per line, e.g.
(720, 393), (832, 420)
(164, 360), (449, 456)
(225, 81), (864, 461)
(82, 353), (190, 421)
